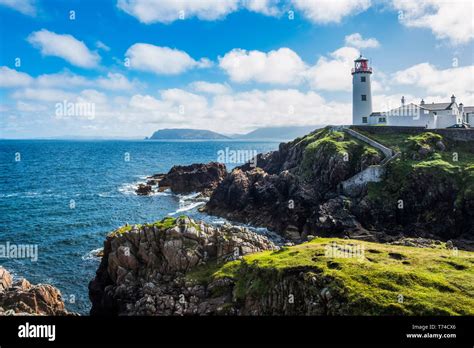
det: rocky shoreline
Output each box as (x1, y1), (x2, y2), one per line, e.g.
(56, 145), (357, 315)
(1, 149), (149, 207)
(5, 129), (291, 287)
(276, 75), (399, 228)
(89, 216), (276, 315)
(0, 267), (73, 316)
(2, 126), (473, 316)
(135, 162), (227, 197)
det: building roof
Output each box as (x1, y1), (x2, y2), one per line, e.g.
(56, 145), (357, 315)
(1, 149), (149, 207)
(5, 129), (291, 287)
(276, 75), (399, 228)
(464, 106), (474, 113)
(420, 102), (454, 111)
(370, 112), (383, 116)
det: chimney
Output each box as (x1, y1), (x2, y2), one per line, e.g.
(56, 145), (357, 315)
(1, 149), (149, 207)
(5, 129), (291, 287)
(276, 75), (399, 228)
(420, 99), (425, 105)
(401, 96), (405, 106)
(460, 102), (464, 113)
(451, 94), (456, 103)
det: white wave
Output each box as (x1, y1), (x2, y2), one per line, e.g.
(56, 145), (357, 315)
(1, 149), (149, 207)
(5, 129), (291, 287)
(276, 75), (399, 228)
(168, 201), (205, 215)
(118, 183), (137, 195)
(82, 248), (103, 261)
(177, 192), (202, 200)
(118, 181), (175, 197)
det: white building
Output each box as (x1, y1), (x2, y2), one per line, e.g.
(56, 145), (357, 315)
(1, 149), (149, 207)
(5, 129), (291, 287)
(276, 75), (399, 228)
(352, 55), (472, 129)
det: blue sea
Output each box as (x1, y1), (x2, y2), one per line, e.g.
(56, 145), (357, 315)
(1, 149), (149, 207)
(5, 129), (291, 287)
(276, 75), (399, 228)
(0, 140), (279, 314)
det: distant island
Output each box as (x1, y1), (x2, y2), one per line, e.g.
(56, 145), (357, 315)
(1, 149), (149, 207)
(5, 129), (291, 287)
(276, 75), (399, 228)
(148, 128), (230, 140)
(147, 125), (323, 141)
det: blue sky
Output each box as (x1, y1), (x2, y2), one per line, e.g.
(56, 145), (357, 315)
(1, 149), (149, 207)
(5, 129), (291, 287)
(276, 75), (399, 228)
(0, 0), (473, 138)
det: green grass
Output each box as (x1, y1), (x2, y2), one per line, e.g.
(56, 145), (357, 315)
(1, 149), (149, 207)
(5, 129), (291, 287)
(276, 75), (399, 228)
(186, 238), (474, 315)
(362, 130), (474, 203)
(299, 127), (382, 181)
(109, 217), (177, 237)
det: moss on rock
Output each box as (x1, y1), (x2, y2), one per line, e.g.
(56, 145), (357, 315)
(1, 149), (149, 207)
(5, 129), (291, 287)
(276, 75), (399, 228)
(189, 238), (474, 315)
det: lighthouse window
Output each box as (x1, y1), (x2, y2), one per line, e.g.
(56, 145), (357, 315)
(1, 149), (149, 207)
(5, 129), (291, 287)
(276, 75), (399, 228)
(361, 95), (367, 101)
(361, 76), (366, 82)
(362, 117), (368, 123)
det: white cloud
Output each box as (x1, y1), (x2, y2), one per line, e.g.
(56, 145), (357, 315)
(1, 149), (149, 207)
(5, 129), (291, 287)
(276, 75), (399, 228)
(125, 43), (211, 75)
(344, 33), (380, 49)
(210, 89), (350, 130)
(5, 83), (351, 135)
(243, 0), (280, 16)
(96, 40), (111, 51)
(291, 0), (371, 24)
(127, 87), (349, 132)
(0, 67), (33, 87)
(27, 29), (100, 68)
(36, 71), (90, 88)
(117, 0), (373, 24)
(17, 101), (47, 112)
(392, 62), (474, 101)
(35, 70), (135, 91)
(0, 0), (36, 16)
(219, 48), (307, 84)
(12, 88), (75, 102)
(96, 73), (135, 90)
(391, 0), (474, 44)
(306, 46), (360, 91)
(189, 81), (231, 94)
(117, 0), (239, 24)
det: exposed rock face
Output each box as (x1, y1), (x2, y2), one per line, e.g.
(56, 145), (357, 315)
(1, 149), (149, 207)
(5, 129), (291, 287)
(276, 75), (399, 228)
(204, 127), (473, 244)
(89, 216), (276, 316)
(136, 183), (152, 195)
(158, 162), (227, 196)
(0, 267), (71, 316)
(352, 161), (474, 242)
(135, 163), (227, 196)
(205, 128), (379, 241)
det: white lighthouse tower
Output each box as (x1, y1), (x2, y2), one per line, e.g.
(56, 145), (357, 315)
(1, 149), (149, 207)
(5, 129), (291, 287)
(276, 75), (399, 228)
(352, 55), (373, 125)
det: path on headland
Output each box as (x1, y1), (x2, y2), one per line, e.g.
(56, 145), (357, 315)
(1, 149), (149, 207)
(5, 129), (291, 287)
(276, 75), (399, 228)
(329, 126), (400, 197)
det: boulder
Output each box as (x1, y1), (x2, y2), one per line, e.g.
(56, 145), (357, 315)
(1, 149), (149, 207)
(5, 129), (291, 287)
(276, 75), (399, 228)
(0, 267), (72, 316)
(136, 183), (152, 195)
(89, 216), (276, 316)
(158, 162), (227, 196)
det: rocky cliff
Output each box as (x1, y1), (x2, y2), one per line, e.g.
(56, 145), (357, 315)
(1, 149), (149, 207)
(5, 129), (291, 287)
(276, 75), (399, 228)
(204, 127), (474, 246)
(89, 216), (275, 315)
(88, 217), (474, 316)
(136, 162), (227, 196)
(0, 267), (72, 316)
(205, 127), (382, 241)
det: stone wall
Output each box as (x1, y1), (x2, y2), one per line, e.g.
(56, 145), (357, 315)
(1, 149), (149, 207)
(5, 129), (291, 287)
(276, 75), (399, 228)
(339, 127), (403, 197)
(343, 127), (393, 157)
(340, 165), (384, 197)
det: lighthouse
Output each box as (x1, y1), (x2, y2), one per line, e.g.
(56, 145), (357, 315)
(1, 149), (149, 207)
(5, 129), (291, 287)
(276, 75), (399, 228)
(352, 55), (373, 125)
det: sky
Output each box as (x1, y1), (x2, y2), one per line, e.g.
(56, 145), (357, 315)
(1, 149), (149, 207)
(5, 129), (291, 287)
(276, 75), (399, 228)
(0, 0), (473, 138)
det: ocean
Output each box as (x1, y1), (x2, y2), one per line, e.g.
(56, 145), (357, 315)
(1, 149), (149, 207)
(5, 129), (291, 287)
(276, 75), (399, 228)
(0, 139), (280, 314)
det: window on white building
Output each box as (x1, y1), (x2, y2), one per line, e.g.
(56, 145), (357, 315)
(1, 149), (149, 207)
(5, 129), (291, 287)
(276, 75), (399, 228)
(362, 117), (368, 123)
(361, 95), (367, 101)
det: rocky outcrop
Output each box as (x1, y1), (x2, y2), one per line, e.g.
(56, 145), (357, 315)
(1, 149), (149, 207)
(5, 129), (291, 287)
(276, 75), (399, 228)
(89, 216), (276, 316)
(89, 226), (474, 316)
(205, 128), (381, 241)
(135, 163), (227, 196)
(0, 267), (71, 316)
(203, 127), (473, 244)
(159, 162), (227, 196)
(136, 183), (152, 195)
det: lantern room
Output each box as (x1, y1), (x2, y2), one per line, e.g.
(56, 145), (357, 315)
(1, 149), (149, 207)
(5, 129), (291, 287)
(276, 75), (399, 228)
(352, 55), (372, 75)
